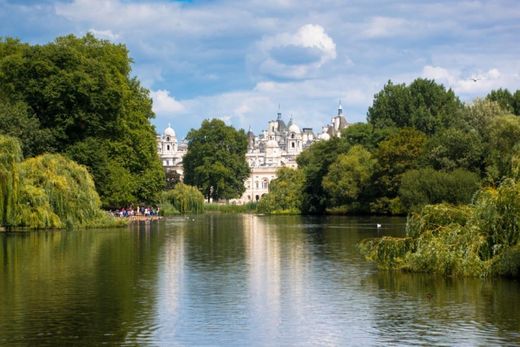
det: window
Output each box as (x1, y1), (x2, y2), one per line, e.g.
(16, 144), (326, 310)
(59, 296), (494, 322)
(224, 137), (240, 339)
(262, 179), (268, 189)
(291, 142), (295, 148)
(291, 133), (295, 139)
(167, 144), (171, 151)
(166, 136), (170, 142)
(255, 195), (260, 201)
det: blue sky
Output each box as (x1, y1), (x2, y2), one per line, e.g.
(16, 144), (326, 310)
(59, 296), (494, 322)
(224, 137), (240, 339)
(1, 0), (519, 138)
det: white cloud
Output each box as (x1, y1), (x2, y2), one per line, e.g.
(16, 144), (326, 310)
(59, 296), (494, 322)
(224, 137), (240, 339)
(150, 90), (185, 116)
(362, 17), (407, 38)
(422, 65), (519, 96)
(88, 28), (119, 41)
(253, 24), (336, 79)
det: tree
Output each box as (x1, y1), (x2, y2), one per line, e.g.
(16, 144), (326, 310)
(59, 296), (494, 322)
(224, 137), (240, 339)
(425, 127), (483, 173)
(0, 135), (22, 227)
(484, 115), (520, 183)
(322, 145), (376, 206)
(0, 34), (164, 207)
(297, 136), (350, 214)
(341, 123), (397, 151)
(257, 167), (304, 213)
(460, 99), (508, 137)
(367, 78), (462, 134)
(183, 119), (250, 201)
(164, 170), (181, 190)
(486, 88), (520, 115)
(0, 95), (55, 157)
(162, 183), (204, 214)
(374, 128), (427, 197)
(399, 168), (481, 211)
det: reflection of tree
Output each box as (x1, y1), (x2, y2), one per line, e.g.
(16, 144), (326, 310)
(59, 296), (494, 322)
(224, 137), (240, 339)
(0, 223), (164, 344)
(361, 271), (520, 345)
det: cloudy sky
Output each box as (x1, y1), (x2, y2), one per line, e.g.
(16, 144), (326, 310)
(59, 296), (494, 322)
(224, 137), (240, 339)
(1, 0), (519, 137)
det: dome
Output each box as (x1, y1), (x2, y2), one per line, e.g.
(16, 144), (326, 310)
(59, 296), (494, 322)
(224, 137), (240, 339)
(164, 123), (176, 138)
(289, 123), (301, 134)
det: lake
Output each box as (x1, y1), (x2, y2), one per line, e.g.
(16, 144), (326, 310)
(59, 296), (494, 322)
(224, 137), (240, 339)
(1, 214), (519, 346)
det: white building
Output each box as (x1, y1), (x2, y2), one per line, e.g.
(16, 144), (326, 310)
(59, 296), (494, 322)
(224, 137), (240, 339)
(157, 103), (348, 203)
(156, 123), (187, 178)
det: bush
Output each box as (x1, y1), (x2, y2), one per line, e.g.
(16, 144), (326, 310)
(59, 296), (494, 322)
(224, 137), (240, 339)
(406, 203), (473, 238)
(257, 167), (304, 214)
(162, 183), (204, 214)
(358, 237), (414, 270)
(16, 154), (111, 229)
(360, 176), (520, 278)
(399, 168), (480, 211)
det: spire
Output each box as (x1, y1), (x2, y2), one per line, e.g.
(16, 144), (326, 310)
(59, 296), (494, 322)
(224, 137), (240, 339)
(277, 103), (282, 120)
(338, 100), (343, 116)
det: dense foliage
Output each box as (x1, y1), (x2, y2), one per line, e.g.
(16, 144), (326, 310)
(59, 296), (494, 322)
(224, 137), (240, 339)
(359, 175), (520, 278)
(183, 119), (250, 202)
(268, 79), (519, 217)
(257, 167), (304, 214)
(0, 35), (164, 207)
(161, 183), (205, 214)
(0, 135), (122, 229)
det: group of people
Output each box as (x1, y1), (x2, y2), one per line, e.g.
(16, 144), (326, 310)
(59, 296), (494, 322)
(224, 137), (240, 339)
(113, 206), (160, 218)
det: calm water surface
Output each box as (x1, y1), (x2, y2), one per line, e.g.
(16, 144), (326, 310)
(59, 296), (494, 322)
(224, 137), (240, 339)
(1, 214), (520, 346)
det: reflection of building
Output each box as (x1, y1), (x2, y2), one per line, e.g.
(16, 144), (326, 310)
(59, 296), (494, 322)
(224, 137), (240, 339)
(156, 123), (187, 178)
(156, 103), (348, 202)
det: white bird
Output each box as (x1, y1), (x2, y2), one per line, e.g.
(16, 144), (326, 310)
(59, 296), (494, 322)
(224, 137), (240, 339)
(376, 223), (382, 229)
(471, 78), (481, 82)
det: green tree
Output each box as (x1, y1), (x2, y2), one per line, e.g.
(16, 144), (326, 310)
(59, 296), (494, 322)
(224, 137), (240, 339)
(425, 128), (483, 172)
(460, 99), (508, 137)
(0, 135), (22, 227)
(257, 167), (304, 214)
(183, 119), (250, 201)
(162, 183), (204, 214)
(0, 34), (164, 207)
(399, 168), (481, 211)
(297, 136), (350, 214)
(0, 95), (55, 157)
(341, 123), (397, 151)
(322, 145), (376, 206)
(375, 128), (427, 197)
(486, 88), (520, 115)
(484, 115), (520, 183)
(367, 78), (462, 134)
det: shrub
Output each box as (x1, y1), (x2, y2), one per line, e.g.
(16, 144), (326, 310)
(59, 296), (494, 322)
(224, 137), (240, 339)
(162, 183), (204, 214)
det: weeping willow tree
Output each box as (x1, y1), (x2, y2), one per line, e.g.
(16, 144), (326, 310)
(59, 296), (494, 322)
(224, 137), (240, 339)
(359, 155), (520, 277)
(0, 135), (22, 228)
(162, 183), (204, 214)
(16, 154), (117, 229)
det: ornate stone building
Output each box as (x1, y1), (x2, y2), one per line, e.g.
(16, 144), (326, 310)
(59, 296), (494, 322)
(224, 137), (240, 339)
(156, 123), (187, 178)
(157, 103), (348, 203)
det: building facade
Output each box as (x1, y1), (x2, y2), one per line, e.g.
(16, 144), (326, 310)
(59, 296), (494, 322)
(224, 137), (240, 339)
(157, 103), (348, 203)
(156, 123), (187, 179)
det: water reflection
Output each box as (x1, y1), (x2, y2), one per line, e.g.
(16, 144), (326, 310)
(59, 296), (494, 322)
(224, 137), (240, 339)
(0, 224), (163, 345)
(1, 215), (520, 345)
